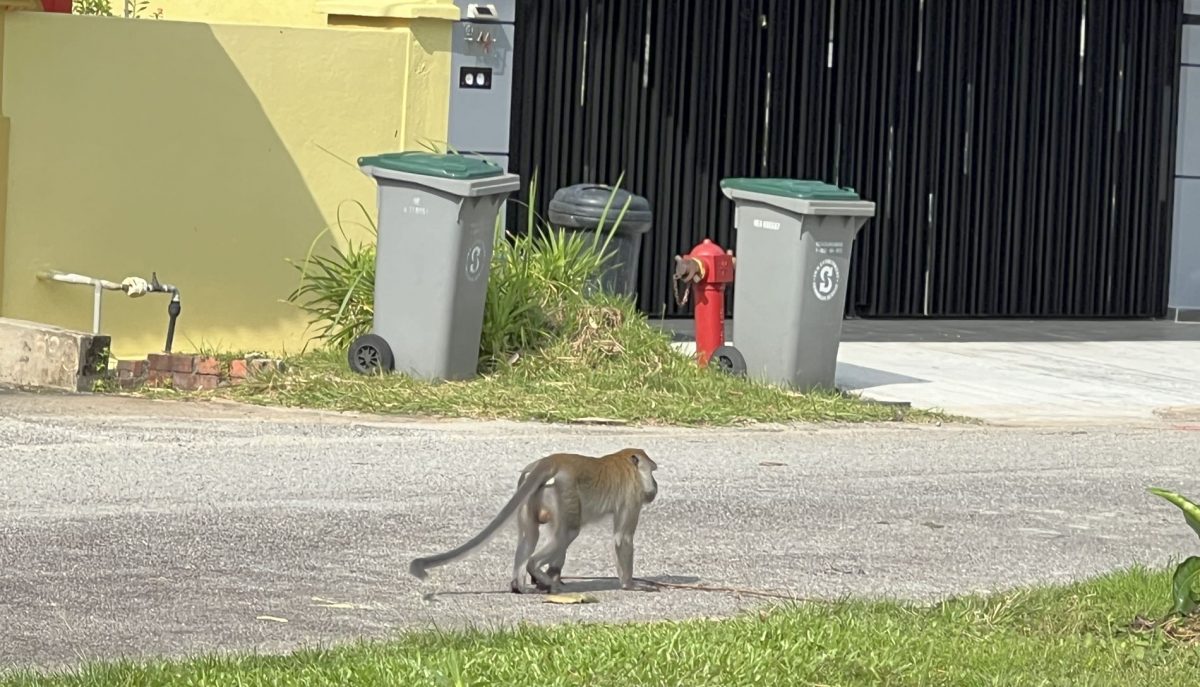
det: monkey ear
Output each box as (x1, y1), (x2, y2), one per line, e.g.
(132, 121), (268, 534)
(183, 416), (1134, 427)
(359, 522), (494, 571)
(628, 452), (640, 465)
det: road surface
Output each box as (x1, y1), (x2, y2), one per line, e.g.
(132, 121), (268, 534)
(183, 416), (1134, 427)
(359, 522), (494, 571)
(2, 391), (1198, 673)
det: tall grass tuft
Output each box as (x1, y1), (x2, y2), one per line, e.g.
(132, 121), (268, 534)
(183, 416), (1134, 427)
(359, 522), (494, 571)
(284, 165), (632, 373)
(478, 169), (631, 370)
(283, 200), (378, 352)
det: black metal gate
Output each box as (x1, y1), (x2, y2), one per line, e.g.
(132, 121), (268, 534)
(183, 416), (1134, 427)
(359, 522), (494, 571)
(508, 0), (1182, 318)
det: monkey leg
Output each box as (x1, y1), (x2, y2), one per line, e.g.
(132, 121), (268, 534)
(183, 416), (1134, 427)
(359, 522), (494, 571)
(544, 546), (568, 586)
(509, 493), (543, 594)
(526, 514), (579, 594)
(527, 481), (582, 592)
(527, 529), (579, 593)
(534, 525), (579, 591)
(532, 485), (568, 588)
(613, 507), (655, 592)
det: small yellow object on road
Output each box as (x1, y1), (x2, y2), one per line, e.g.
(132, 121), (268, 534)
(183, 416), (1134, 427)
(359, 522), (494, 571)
(543, 593), (599, 605)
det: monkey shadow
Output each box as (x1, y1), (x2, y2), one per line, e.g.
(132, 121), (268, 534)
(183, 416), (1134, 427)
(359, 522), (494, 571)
(425, 574), (703, 599)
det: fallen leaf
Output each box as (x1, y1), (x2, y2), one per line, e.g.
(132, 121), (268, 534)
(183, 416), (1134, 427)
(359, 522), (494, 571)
(256, 615), (288, 623)
(544, 593), (599, 605)
(759, 461), (787, 467)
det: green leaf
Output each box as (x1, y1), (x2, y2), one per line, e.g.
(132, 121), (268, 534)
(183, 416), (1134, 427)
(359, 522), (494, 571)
(1170, 556), (1200, 615)
(1147, 487), (1200, 542)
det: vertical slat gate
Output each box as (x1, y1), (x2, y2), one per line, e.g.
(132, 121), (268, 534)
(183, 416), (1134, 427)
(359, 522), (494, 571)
(508, 0), (1183, 319)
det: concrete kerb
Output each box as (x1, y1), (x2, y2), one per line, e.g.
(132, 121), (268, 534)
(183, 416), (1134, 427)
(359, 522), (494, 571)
(0, 317), (110, 392)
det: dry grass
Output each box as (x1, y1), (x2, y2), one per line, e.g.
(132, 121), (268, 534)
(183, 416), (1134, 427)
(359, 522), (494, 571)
(134, 296), (952, 427)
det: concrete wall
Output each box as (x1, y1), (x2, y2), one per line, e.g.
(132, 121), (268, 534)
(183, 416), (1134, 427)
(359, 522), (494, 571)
(0, 10), (453, 358)
(1173, 0), (1200, 318)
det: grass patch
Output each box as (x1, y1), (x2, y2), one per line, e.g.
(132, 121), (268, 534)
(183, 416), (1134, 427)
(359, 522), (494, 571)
(152, 295), (946, 425)
(6, 567), (1199, 686)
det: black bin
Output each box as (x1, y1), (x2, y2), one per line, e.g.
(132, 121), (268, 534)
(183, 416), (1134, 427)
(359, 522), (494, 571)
(547, 184), (653, 299)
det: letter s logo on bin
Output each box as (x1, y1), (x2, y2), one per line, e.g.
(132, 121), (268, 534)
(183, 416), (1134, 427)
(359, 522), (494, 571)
(465, 243), (484, 282)
(812, 259), (840, 302)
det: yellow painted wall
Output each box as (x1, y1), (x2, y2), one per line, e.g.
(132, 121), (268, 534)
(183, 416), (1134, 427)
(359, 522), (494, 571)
(0, 11), (452, 358)
(125, 0), (461, 28)
(149, 0), (326, 27)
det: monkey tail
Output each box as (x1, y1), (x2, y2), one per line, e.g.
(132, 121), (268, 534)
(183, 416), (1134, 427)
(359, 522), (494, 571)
(408, 462), (556, 580)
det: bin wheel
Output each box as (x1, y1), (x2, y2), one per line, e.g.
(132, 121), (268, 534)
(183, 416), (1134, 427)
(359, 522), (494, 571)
(348, 334), (394, 375)
(710, 345), (747, 377)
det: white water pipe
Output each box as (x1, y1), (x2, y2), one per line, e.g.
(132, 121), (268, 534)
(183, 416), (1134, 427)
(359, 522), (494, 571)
(35, 269), (172, 335)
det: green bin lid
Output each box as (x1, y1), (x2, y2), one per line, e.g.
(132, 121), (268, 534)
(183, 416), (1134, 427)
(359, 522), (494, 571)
(720, 177), (861, 201)
(357, 151), (505, 180)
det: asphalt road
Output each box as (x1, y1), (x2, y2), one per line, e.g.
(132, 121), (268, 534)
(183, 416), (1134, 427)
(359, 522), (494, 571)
(2, 391), (1199, 674)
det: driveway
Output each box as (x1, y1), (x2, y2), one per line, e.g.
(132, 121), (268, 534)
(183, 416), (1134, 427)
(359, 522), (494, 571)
(835, 339), (1200, 424)
(2, 391), (1198, 673)
(661, 318), (1200, 425)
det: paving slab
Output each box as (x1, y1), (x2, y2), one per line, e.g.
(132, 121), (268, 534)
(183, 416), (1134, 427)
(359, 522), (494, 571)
(1, 391), (1198, 674)
(662, 319), (1200, 425)
(835, 340), (1200, 424)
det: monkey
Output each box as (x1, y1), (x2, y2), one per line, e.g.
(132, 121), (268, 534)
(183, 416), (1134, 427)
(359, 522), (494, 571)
(408, 448), (659, 594)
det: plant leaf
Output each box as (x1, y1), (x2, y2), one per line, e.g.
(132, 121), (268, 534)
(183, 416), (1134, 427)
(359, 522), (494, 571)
(1171, 556), (1200, 615)
(1147, 487), (1200, 541)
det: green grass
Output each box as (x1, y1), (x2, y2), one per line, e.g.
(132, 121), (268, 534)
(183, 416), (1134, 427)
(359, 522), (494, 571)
(6, 567), (1199, 686)
(148, 295), (948, 426)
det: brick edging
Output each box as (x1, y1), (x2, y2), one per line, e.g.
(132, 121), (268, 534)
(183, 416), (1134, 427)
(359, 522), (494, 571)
(115, 354), (282, 391)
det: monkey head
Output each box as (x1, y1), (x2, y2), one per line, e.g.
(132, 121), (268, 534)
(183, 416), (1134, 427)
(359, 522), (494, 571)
(622, 448), (658, 504)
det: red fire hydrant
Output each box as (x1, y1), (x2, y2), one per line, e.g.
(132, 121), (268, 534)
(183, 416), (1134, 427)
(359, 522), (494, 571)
(673, 239), (744, 374)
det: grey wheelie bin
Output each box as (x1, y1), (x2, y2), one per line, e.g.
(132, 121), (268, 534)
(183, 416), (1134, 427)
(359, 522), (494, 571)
(348, 151), (520, 381)
(718, 178), (876, 391)
(547, 184), (653, 298)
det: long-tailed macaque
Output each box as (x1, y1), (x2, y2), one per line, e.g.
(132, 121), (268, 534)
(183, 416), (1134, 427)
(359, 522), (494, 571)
(409, 448), (659, 594)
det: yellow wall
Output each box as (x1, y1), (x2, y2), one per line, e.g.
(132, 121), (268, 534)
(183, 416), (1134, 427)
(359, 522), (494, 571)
(133, 0), (460, 28)
(150, 0), (327, 27)
(0, 10), (452, 358)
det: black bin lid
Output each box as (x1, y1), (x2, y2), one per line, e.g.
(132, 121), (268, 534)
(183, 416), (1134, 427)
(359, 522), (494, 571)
(547, 184), (653, 234)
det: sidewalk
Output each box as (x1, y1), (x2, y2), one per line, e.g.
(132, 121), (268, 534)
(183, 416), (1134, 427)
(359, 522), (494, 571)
(661, 319), (1200, 426)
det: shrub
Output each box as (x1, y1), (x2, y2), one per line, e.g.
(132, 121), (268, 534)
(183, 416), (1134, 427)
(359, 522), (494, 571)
(285, 169), (632, 372)
(73, 0), (113, 14)
(73, 0), (154, 17)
